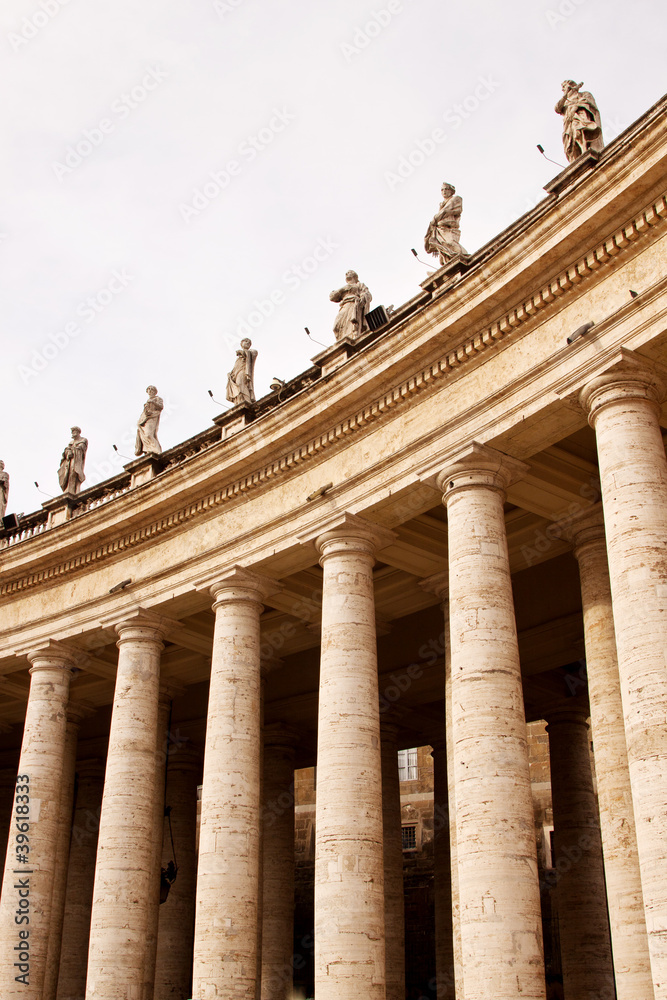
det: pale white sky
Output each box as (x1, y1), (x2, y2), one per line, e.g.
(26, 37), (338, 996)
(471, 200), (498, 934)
(1, 0), (665, 515)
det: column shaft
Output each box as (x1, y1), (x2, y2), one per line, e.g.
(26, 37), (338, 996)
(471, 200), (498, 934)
(432, 742), (455, 999)
(260, 731), (296, 1000)
(570, 511), (653, 1000)
(144, 693), (174, 999)
(440, 445), (545, 1000)
(85, 610), (173, 1000)
(0, 642), (75, 1000)
(44, 704), (90, 1000)
(314, 516), (391, 1000)
(192, 568), (276, 1000)
(547, 712), (614, 999)
(381, 723), (405, 1000)
(581, 366), (667, 992)
(154, 746), (201, 1000)
(56, 759), (105, 1000)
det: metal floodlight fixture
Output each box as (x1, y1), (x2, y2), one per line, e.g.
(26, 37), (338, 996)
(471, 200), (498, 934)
(34, 481), (54, 499)
(305, 327), (327, 348)
(2, 513), (19, 530)
(537, 143), (566, 169)
(207, 389), (229, 408)
(410, 248), (437, 270)
(566, 321), (595, 346)
(306, 482), (333, 502)
(269, 377), (286, 392)
(109, 578), (132, 594)
(630, 289), (639, 298)
(112, 444), (132, 460)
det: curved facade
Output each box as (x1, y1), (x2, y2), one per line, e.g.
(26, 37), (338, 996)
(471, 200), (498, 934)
(1, 93), (666, 1000)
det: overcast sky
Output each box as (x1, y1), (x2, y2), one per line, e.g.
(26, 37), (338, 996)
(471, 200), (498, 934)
(1, 0), (665, 516)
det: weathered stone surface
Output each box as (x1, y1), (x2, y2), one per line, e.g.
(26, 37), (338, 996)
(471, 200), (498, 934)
(567, 505), (653, 1000)
(580, 361), (667, 995)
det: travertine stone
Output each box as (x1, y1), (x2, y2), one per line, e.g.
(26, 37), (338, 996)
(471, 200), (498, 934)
(144, 687), (178, 998)
(44, 703), (94, 1000)
(58, 427), (88, 494)
(226, 340), (258, 405)
(424, 182), (467, 265)
(85, 609), (176, 1000)
(56, 759), (105, 1000)
(380, 721), (405, 1000)
(567, 506), (653, 1000)
(136, 386), (164, 457)
(314, 514), (394, 1000)
(260, 725), (298, 1000)
(546, 710), (614, 999)
(154, 745), (202, 1000)
(192, 567), (279, 1000)
(431, 740), (455, 1000)
(0, 640), (77, 1000)
(437, 443), (545, 1000)
(329, 271), (372, 342)
(0, 460), (9, 519)
(421, 573), (459, 1000)
(555, 80), (604, 163)
(580, 363), (667, 995)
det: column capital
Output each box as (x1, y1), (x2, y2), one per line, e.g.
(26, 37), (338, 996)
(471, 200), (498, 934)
(66, 701), (95, 726)
(546, 708), (590, 730)
(559, 503), (606, 557)
(577, 353), (667, 427)
(25, 639), (86, 673)
(75, 756), (106, 781)
(263, 722), (299, 756)
(419, 570), (449, 601)
(307, 511), (396, 562)
(100, 607), (180, 645)
(196, 565), (280, 607)
(427, 442), (529, 501)
(166, 742), (203, 774)
(159, 680), (186, 705)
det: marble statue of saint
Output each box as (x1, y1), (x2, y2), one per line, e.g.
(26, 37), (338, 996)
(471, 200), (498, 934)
(425, 182), (467, 266)
(226, 339), (258, 405)
(135, 386), (164, 456)
(329, 270), (372, 342)
(555, 80), (604, 163)
(0, 461), (9, 520)
(58, 427), (88, 494)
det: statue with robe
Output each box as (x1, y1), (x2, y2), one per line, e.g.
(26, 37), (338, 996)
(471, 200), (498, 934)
(555, 80), (604, 163)
(135, 386), (164, 456)
(329, 270), (372, 342)
(226, 338), (257, 405)
(424, 182), (467, 266)
(58, 427), (88, 494)
(0, 461), (8, 519)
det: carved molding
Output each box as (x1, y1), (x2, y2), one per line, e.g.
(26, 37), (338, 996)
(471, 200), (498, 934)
(1, 191), (665, 599)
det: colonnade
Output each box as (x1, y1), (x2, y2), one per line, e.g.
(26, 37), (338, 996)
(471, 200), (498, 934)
(0, 359), (665, 998)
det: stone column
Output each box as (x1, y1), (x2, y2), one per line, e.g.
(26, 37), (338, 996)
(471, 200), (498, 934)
(154, 744), (202, 1000)
(580, 359), (667, 991)
(546, 710), (615, 999)
(56, 759), (105, 1000)
(437, 443), (545, 1000)
(380, 720), (405, 1000)
(313, 513), (394, 1000)
(421, 571), (460, 1000)
(85, 609), (176, 1000)
(260, 724), (298, 1000)
(431, 740), (455, 1000)
(0, 640), (78, 1000)
(566, 506), (653, 1000)
(144, 686), (177, 999)
(0, 767), (18, 894)
(44, 702), (93, 1000)
(192, 567), (279, 1000)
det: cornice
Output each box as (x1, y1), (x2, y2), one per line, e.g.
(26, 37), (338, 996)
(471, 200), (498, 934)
(1, 189), (665, 599)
